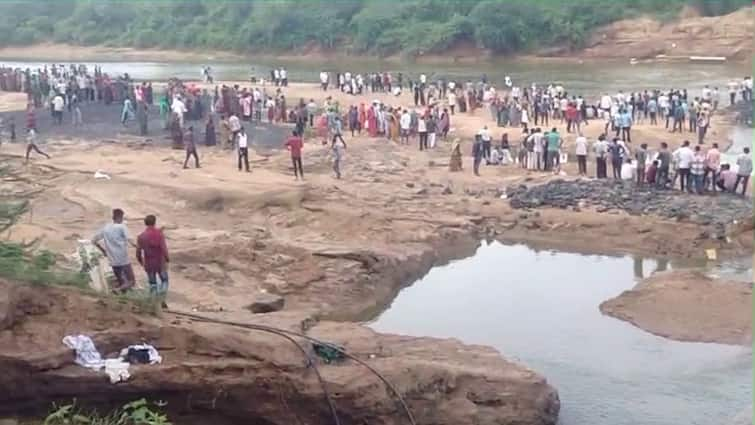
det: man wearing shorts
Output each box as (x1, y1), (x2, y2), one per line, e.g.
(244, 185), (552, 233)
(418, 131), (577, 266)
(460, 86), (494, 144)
(92, 208), (135, 292)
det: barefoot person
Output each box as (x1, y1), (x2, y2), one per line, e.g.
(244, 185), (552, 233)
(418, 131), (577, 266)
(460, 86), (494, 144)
(183, 126), (200, 169)
(92, 208), (135, 292)
(136, 214), (170, 307)
(25, 129), (50, 162)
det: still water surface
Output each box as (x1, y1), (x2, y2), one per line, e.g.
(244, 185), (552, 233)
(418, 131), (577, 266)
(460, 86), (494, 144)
(370, 242), (751, 425)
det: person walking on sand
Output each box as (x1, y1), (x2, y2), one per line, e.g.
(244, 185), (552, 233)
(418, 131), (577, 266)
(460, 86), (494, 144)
(285, 129), (304, 180)
(237, 126), (250, 172)
(136, 214), (169, 307)
(183, 126), (200, 169)
(24, 128), (50, 163)
(332, 132), (346, 179)
(472, 134), (484, 176)
(92, 208), (135, 292)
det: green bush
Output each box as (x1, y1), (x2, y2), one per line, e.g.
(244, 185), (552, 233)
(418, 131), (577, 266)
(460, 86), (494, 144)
(0, 0), (749, 57)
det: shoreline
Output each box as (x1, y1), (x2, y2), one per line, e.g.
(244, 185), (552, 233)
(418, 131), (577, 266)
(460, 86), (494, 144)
(0, 43), (750, 66)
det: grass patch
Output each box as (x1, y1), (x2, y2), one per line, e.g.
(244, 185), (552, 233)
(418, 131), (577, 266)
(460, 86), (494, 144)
(0, 240), (89, 287)
(45, 399), (171, 425)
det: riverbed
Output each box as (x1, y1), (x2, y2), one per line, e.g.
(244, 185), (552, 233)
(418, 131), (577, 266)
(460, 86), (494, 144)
(370, 242), (752, 425)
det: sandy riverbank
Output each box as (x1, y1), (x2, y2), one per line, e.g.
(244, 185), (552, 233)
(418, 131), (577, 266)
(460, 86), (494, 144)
(600, 270), (752, 345)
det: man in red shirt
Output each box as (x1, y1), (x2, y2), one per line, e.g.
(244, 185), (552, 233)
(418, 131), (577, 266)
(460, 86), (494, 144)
(284, 129), (304, 180)
(136, 215), (169, 306)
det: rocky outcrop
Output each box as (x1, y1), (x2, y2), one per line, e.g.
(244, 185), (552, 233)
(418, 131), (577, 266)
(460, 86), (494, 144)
(507, 179), (752, 237)
(576, 8), (752, 60)
(600, 270), (752, 345)
(0, 280), (559, 425)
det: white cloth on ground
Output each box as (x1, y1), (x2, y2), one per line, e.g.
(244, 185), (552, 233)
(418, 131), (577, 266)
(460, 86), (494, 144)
(62, 335), (104, 370)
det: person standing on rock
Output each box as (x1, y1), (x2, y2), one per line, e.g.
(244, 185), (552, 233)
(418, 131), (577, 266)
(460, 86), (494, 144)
(674, 140), (694, 192)
(92, 208), (135, 293)
(285, 129), (304, 180)
(594, 134), (608, 178)
(574, 132), (588, 176)
(545, 127), (561, 173)
(608, 138), (625, 180)
(703, 143), (720, 192)
(136, 214), (169, 307)
(656, 142), (671, 189)
(635, 143), (648, 186)
(690, 145), (706, 194)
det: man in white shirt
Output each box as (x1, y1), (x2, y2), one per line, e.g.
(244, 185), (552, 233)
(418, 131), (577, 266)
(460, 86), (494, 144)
(399, 110), (411, 144)
(228, 113), (242, 144)
(419, 74), (427, 86)
(479, 126), (492, 161)
(673, 140), (694, 192)
(280, 68), (288, 86)
(171, 97), (187, 128)
(320, 71), (329, 91)
(52, 93), (65, 125)
(236, 127), (250, 172)
(575, 133), (588, 176)
(701, 85), (711, 101)
(599, 93), (612, 113)
(728, 79), (739, 105)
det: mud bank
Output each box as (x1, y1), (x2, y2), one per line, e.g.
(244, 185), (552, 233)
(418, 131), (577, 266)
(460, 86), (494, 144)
(0, 280), (559, 425)
(600, 270), (752, 345)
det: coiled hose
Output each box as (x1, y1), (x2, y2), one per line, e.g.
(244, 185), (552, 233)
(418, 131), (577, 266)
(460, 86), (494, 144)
(166, 310), (417, 425)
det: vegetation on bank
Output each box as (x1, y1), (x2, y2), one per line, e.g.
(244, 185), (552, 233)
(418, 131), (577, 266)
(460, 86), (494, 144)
(0, 165), (87, 287)
(0, 0), (748, 56)
(45, 399), (171, 425)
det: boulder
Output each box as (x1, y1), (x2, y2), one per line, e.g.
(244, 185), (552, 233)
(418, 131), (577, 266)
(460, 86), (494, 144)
(248, 292), (285, 313)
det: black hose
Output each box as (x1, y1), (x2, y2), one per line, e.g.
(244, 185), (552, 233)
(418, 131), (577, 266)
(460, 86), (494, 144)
(166, 310), (341, 425)
(166, 310), (417, 425)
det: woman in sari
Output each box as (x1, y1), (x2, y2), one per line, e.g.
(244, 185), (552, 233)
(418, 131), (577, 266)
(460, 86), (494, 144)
(367, 106), (377, 137)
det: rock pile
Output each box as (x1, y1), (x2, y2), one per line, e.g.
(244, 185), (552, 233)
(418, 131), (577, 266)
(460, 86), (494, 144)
(507, 179), (752, 231)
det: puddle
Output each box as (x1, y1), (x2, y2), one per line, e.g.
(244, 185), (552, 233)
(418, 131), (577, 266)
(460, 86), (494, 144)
(369, 241), (751, 425)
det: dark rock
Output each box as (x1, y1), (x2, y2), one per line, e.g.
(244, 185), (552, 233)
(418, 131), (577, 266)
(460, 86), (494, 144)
(247, 293), (285, 314)
(415, 188), (428, 196)
(442, 186), (453, 195)
(405, 183), (415, 188)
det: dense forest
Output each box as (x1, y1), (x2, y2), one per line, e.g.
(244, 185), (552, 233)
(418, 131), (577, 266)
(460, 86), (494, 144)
(0, 0), (749, 56)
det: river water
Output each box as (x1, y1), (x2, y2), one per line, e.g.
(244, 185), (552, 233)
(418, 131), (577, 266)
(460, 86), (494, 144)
(370, 242), (752, 425)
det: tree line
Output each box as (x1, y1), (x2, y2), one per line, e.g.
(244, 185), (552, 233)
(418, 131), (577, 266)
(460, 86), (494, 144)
(0, 0), (748, 57)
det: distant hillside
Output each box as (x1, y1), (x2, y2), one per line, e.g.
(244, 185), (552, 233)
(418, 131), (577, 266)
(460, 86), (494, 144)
(0, 0), (749, 57)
